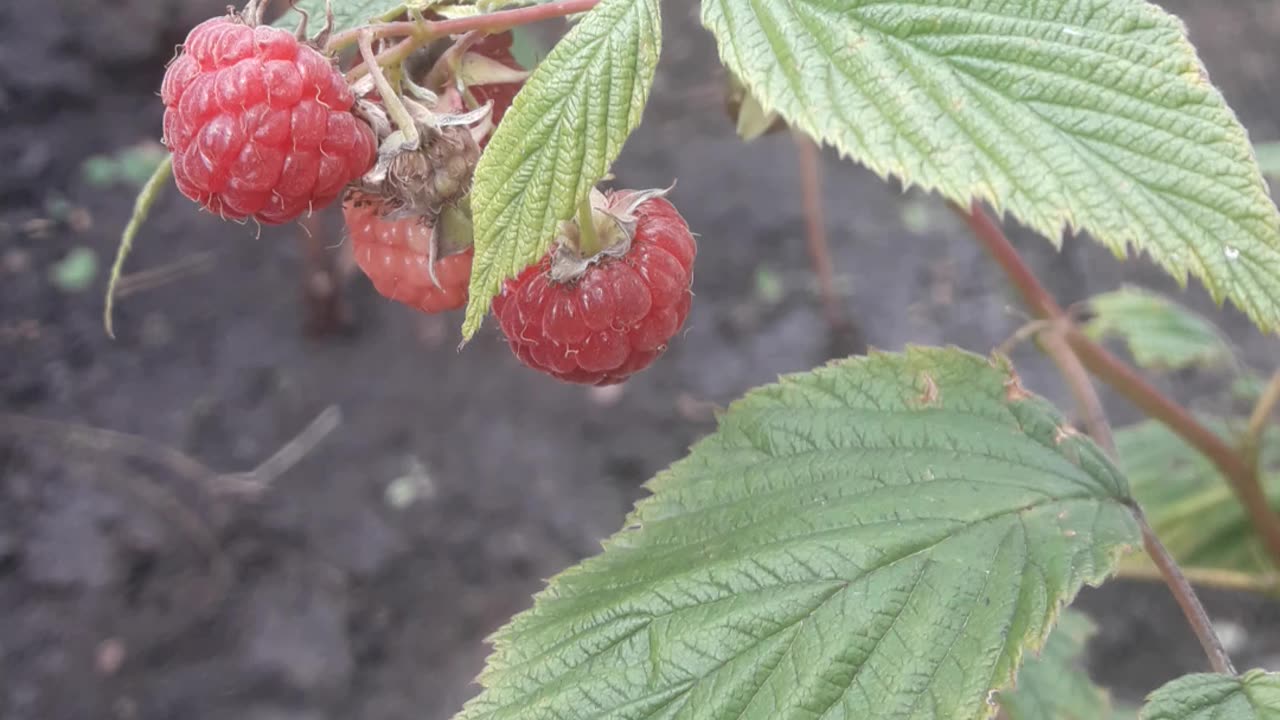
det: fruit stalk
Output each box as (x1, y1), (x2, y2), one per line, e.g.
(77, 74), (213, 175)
(576, 198), (602, 257)
(358, 31), (419, 149)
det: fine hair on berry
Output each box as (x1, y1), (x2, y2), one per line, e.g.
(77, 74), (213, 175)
(494, 195), (696, 385)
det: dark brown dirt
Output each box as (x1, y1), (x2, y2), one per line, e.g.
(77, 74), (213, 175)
(2, 2), (1279, 719)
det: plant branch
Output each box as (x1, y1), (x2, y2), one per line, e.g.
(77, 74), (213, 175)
(958, 200), (1280, 570)
(358, 31), (419, 148)
(792, 132), (846, 332)
(1042, 322), (1117, 456)
(1135, 509), (1236, 674)
(1243, 370), (1280, 471)
(958, 203), (1115, 454)
(339, 0), (601, 82)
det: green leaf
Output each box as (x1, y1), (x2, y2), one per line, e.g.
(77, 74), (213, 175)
(49, 247), (99, 293)
(455, 347), (1140, 720)
(1000, 610), (1115, 720)
(1116, 419), (1280, 578)
(701, 0), (1280, 332)
(460, 0), (661, 340)
(1084, 286), (1234, 372)
(508, 26), (546, 71)
(1140, 670), (1280, 720)
(273, 0), (406, 33)
(1258, 143), (1280, 181)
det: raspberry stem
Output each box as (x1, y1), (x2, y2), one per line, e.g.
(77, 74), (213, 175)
(339, 0), (601, 83)
(576, 197), (601, 257)
(358, 31), (420, 150)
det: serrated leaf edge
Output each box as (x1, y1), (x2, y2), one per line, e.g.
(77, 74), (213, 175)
(460, 346), (1141, 720)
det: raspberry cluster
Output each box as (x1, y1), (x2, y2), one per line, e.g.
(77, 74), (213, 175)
(155, 8), (699, 385)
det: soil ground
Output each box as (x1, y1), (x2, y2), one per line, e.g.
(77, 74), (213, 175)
(3, 2), (1280, 719)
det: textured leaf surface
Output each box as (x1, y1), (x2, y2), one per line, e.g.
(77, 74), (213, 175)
(461, 0), (660, 340)
(455, 347), (1140, 720)
(1084, 286), (1233, 372)
(273, 0), (406, 32)
(1000, 610), (1113, 720)
(1141, 671), (1280, 720)
(701, 0), (1280, 331)
(1117, 419), (1280, 577)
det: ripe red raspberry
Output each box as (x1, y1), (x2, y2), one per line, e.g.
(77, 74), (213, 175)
(161, 16), (376, 225)
(493, 191), (696, 385)
(343, 191), (472, 314)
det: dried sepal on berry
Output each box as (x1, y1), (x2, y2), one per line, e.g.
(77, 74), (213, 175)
(351, 76), (490, 219)
(494, 186), (697, 385)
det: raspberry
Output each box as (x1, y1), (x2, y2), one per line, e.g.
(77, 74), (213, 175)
(161, 16), (376, 225)
(343, 191), (472, 314)
(493, 192), (696, 385)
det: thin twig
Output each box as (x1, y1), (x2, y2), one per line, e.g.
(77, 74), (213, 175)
(0, 408), (341, 498)
(957, 200), (1280, 570)
(114, 252), (217, 298)
(957, 202), (1062, 317)
(359, 31), (419, 149)
(1136, 509), (1236, 674)
(956, 203), (1115, 454)
(1041, 320), (1117, 456)
(218, 406), (343, 496)
(793, 132), (846, 333)
(1243, 370), (1280, 471)
(340, 0), (601, 82)
(995, 317), (1052, 357)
